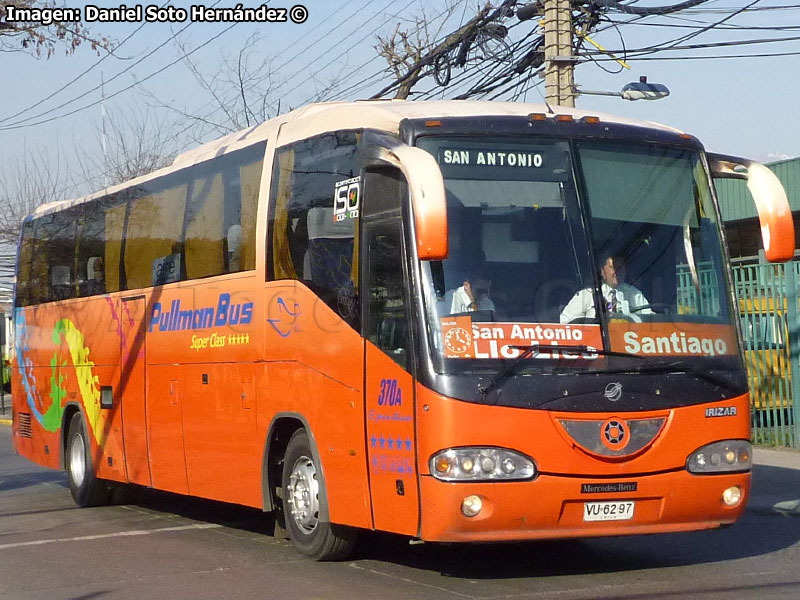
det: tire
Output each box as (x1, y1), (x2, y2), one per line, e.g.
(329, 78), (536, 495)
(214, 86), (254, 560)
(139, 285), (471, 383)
(281, 429), (357, 560)
(66, 412), (110, 507)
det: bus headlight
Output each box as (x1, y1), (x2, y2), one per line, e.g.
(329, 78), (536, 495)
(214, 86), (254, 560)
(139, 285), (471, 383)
(430, 448), (536, 481)
(687, 440), (752, 474)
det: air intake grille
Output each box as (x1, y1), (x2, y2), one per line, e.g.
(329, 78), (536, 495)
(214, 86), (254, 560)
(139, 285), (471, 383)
(17, 412), (32, 438)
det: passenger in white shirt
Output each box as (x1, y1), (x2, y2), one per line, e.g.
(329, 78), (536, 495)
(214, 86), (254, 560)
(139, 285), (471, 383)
(560, 256), (652, 323)
(449, 263), (496, 314)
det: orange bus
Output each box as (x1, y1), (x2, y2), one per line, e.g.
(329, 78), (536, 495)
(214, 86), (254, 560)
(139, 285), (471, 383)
(11, 101), (794, 560)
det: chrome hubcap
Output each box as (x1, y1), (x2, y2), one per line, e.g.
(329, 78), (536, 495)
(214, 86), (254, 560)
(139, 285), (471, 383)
(69, 433), (86, 487)
(287, 455), (319, 534)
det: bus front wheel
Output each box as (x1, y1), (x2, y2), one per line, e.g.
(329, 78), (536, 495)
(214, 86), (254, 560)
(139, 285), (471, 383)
(281, 429), (357, 560)
(66, 412), (109, 507)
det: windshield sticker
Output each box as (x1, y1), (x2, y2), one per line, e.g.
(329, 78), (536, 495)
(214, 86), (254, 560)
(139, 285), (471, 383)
(609, 323), (737, 357)
(441, 319), (602, 360)
(333, 176), (360, 222)
(439, 149), (544, 168)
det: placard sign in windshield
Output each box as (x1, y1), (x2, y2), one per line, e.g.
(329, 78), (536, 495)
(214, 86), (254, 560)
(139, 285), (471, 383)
(608, 322), (738, 358)
(439, 318), (739, 360)
(440, 318), (602, 360)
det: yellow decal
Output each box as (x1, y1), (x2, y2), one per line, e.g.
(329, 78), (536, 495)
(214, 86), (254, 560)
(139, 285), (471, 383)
(190, 331), (250, 351)
(53, 319), (106, 444)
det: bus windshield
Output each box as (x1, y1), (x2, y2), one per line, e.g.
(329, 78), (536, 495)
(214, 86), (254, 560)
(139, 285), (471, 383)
(418, 136), (742, 376)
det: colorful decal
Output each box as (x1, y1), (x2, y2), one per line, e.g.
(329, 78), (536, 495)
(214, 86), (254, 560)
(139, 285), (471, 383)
(15, 310), (61, 431)
(441, 319), (603, 360)
(333, 176), (360, 222)
(53, 319), (106, 444)
(266, 297), (301, 337)
(608, 322), (738, 357)
(14, 310), (106, 442)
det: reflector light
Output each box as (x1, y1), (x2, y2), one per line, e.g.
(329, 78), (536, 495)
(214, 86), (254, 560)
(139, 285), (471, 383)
(556, 114), (574, 123)
(462, 495), (483, 517)
(722, 486), (742, 506)
(425, 120), (442, 127)
(583, 116), (600, 124)
(529, 113), (547, 122)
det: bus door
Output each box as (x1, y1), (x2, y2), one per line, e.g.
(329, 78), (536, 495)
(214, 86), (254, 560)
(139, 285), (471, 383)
(362, 169), (420, 535)
(118, 296), (151, 486)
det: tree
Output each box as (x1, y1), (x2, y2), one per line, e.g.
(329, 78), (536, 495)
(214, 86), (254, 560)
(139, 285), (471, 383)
(74, 103), (182, 190)
(0, 1), (110, 58)
(142, 33), (281, 144)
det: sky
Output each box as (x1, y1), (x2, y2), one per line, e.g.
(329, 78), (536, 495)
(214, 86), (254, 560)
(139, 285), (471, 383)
(0, 0), (799, 203)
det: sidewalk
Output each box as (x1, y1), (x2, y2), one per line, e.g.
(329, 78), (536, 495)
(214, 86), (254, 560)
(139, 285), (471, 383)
(0, 397), (9, 425)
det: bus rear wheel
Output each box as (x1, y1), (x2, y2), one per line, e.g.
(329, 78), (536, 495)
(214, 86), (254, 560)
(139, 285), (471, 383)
(281, 429), (357, 560)
(66, 412), (109, 507)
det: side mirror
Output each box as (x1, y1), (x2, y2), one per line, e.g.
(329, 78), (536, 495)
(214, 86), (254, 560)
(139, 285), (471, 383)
(709, 153), (795, 263)
(364, 142), (448, 261)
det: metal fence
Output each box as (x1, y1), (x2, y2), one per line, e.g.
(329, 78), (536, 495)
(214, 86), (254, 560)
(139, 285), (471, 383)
(731, 258), (800, 447)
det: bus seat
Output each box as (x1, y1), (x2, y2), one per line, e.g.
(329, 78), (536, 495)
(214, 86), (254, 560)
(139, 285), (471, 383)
(306, 207), (355, 297)
(51, 265), (73, 300)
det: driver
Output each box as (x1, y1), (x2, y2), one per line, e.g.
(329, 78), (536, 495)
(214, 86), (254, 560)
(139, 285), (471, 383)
(449, 263), (495, 314)
(560, 255), (652, 323)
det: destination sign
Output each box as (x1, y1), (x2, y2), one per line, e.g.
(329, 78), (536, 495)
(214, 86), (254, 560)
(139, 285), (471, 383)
(439, 148), (544, 168)
(428, 142), (571, 182)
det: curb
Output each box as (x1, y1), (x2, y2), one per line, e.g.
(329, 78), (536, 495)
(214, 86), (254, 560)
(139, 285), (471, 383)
(0, 418), (10, 426)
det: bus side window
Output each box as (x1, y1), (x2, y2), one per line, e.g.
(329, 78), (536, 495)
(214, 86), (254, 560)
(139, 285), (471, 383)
(29, 209), (79, 303)
(268, 132), (361, 330)
(184, 144), (264, 279)
(16, 221), (35, 306)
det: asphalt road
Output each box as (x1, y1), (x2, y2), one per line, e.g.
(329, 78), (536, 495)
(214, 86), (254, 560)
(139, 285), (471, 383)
(3, 424), (800, 600)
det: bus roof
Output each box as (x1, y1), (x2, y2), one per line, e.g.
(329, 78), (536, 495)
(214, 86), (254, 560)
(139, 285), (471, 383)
(30, 100), (686, 219)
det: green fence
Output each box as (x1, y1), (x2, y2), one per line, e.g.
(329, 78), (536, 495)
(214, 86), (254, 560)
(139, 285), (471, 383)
(732, 258), (800, 447)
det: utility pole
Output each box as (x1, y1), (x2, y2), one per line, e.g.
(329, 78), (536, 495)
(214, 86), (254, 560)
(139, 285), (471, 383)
(544, 0), (576, 107)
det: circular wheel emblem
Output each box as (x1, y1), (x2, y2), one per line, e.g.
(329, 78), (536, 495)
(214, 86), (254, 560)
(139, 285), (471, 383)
(601, 418), (629, 450)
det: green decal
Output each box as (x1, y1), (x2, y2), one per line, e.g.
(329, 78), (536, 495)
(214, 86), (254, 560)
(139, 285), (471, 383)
(43, 352), (67, 432)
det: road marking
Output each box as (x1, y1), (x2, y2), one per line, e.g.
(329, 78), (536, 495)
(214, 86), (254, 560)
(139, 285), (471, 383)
(0, 523), (222, 550)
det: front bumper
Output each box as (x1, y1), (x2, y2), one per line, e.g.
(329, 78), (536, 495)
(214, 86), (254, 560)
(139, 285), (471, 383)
(419, 469), (749, 542)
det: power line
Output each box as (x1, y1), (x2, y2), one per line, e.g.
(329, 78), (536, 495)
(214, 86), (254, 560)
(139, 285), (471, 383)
(0, 21), (239, 132)
(0, 2), (223, 129)
(0, 1), (171, 125)
(278, 0), (422, 101)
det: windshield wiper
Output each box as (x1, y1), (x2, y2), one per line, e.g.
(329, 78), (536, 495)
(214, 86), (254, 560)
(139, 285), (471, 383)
(478, 344), (641, 397)
(602, 361), (738, 390)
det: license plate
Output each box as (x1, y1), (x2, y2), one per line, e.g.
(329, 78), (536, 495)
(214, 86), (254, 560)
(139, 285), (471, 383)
(583, 500), (635, 522)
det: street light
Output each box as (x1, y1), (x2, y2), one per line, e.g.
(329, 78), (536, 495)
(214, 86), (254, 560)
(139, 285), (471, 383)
(576, 76), (670, 101)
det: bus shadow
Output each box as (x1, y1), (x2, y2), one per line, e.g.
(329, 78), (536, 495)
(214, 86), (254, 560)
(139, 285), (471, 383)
(0, 470), (68, 493)
(118, 486), (273, 535)
(351, 463), (800, 579)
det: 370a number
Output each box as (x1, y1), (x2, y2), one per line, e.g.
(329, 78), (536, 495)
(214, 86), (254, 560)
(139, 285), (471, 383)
(377, 379), (402, 406)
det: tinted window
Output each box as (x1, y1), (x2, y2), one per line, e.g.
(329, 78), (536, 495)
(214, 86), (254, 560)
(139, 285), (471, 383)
(268, 132), (361, 328)
(16, 142), (266, 305)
